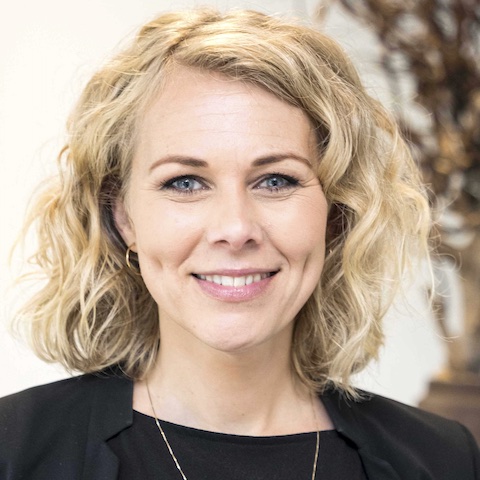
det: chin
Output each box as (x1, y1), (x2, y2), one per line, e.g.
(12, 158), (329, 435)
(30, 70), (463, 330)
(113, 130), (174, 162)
(194, 321), (291, 356)
(195, 329), (262, 354)
(207, 337), (265, 355)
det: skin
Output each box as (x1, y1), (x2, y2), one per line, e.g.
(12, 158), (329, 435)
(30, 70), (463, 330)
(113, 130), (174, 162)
(115, 66), (333, 435)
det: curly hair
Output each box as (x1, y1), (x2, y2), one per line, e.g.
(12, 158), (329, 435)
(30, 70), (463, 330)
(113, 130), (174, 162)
(14, 8), (431, 396)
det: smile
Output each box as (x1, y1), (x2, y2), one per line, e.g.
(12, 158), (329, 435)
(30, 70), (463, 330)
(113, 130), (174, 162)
(193, 272), (276, 287)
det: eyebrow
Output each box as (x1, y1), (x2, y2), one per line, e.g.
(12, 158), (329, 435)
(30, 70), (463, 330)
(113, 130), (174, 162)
(251, 154), (312, 168)
(148, 153), (312, 172)
(149, 156), (208, 172)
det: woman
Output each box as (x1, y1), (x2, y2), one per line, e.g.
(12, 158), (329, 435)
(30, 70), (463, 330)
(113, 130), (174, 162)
(0, 8), (478, 480)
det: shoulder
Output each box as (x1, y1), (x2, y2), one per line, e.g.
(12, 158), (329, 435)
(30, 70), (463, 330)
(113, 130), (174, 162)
(0, 373), (133, 479)
(323, 388), (480, 479)
(0, 375), (94, 438)
(0, 373), (115, 432)
(1, 374), (96, 414)
(0, 371), (132, 429)
(340, 389), (464, 435)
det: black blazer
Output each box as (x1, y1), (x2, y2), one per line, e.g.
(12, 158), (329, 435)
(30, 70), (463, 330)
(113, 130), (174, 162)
(0, 373), (478, 479)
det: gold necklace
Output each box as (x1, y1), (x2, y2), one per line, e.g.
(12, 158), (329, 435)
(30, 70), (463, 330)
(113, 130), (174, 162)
(146, 381), (320, 480)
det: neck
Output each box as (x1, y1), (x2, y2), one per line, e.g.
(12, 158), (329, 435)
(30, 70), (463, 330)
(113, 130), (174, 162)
(134, 329), (333, 435)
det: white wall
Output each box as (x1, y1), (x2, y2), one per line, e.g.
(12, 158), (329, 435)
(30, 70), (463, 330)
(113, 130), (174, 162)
(0, 0), (447, 403)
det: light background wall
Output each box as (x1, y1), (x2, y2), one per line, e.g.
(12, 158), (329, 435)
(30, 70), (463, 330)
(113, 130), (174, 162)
(0, 0), (449, 403)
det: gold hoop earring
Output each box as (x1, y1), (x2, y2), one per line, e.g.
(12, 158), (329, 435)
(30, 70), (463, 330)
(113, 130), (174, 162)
(125, 246), (141, 275)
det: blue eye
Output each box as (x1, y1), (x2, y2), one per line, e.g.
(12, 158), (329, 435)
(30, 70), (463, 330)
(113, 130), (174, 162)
(161, 176), (205, 193)
(257, 174), (299, 191)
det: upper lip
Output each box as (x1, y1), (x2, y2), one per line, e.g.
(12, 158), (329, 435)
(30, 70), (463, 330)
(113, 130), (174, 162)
(192, 268), (279, 277)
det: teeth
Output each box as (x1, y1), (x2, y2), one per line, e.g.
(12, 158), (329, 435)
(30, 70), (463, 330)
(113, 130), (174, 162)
(196, 273), (271, 286)
(233, 277), (244, 287)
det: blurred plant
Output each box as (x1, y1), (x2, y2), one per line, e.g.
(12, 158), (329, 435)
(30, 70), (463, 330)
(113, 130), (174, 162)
(318, 0), (480, 374)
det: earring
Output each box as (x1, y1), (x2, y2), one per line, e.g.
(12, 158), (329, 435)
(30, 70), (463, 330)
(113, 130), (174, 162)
(125, 245), (141, 275)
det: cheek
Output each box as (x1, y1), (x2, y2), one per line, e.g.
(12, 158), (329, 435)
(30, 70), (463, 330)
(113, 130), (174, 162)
(294, 216), (326, 254)
(134, 205), (205, 268)
(272, 197), (328, 260)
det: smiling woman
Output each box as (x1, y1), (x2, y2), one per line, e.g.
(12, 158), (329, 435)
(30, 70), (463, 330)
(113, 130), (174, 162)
(0, 7), (479, 480)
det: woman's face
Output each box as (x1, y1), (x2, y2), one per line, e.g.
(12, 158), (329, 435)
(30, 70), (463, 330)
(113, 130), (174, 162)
(116, 66), (328, 354)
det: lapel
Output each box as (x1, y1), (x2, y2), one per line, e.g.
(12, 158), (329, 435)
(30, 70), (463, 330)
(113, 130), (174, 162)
(320, 387), (470, 480)
(81, 374), (134, 480)
(321, 389), (403, 480)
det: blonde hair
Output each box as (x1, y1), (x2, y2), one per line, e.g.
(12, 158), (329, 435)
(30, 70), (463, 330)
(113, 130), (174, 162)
(15, 8), (430, 395)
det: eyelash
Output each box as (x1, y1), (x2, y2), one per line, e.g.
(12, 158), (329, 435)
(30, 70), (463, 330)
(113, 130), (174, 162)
(159, 173), (300, 195)
(159, 175), (206, 195)
(255, 173), (300, 192)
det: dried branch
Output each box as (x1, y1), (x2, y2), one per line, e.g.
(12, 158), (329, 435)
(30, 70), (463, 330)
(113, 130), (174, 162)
(321, 0), (480, 224)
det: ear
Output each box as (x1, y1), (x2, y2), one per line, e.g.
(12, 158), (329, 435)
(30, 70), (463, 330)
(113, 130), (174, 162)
(114, 198), (137, 249)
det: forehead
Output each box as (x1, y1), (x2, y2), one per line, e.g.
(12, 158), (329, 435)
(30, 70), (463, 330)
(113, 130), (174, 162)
(134, 66), (316, 160)
(145, 66), (302, 115)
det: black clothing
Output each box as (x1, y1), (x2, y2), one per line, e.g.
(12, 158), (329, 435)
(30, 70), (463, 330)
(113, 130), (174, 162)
(108, 410), (367, 479)
(0, 373), (479, 479)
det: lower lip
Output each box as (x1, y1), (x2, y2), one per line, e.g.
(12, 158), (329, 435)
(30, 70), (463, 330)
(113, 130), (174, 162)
(193, 275), (275, 302)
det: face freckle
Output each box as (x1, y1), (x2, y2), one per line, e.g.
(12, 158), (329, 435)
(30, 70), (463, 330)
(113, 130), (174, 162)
(115, 66), (328, 354)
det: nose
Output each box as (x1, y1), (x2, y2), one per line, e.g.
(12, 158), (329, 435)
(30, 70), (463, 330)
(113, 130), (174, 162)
(206, 188), (264, 250)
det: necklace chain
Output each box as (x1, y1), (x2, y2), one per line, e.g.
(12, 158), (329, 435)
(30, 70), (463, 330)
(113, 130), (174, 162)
(146, 381), (320, 480)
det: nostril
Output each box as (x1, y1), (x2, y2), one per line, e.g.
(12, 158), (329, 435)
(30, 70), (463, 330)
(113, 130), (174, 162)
(206, 221), (263, 249)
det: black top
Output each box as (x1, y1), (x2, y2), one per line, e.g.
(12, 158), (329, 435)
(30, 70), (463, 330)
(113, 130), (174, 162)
(107, 410), (368, 480)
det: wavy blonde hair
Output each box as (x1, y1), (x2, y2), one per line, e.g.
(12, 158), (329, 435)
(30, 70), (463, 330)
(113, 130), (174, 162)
(15, 8), (431, 395)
